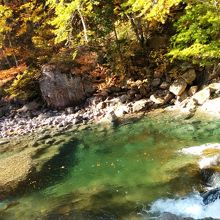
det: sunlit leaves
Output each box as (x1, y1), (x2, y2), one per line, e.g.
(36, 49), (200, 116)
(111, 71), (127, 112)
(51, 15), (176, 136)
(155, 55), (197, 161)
(169, 0), (220, 65)
(124, 0), (181, 23)
(0, 5), (12, 34)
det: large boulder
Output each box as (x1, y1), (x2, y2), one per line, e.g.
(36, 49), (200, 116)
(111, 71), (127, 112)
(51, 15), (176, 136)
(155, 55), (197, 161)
(40, 65), (95, 109)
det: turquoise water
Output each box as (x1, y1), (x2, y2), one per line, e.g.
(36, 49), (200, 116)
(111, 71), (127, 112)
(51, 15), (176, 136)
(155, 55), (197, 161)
(1, 116), (220, 219)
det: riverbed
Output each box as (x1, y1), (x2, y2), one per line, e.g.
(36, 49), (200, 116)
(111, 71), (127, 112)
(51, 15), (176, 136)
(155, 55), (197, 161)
(1, 112), (220, 219)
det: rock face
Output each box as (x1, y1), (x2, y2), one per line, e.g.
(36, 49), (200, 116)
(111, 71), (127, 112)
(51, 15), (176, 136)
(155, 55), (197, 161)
(40, 65), (94, 109)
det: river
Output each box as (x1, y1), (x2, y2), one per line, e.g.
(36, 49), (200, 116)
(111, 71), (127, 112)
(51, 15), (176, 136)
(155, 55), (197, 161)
(1, 114), (220, 219)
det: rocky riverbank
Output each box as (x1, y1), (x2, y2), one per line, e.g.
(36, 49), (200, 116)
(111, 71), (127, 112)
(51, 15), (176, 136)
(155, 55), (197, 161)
(1, 81), (220, 140)
(2, 60), (220, 140)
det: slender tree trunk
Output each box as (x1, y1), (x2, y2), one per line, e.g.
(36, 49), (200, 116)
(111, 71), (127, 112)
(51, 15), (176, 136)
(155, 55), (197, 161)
(1, 48), (12, 68)
(7, 34), (18, 67)
(77, 7), (88, 43)
(113, 25), (123, 60)
(126, 14), (145, 48)
(113, 25), (128, 75)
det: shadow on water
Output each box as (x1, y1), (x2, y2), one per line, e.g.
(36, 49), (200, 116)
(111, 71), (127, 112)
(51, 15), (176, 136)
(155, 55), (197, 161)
(19, 137), (80, 195)
(43, 187), (140, 220)
(41, 161), (203, 220)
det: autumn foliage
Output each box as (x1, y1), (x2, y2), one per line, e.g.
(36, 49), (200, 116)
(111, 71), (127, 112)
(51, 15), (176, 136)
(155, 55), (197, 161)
(0, 0), (220, 101)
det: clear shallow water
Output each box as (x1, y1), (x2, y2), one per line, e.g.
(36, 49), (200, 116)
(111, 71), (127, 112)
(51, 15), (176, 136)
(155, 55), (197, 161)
(1, 116), (220, 220)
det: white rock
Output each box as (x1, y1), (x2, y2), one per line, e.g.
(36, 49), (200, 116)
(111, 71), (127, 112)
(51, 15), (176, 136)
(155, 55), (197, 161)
(150, 95), (164, 105)
(199, 154), (220, 169)
(193, 88), (210, 105)
(181, 143), (220, 156)
(114, 105), (129, 117)
(132, 99), (148, 112)
(169, 78), (187, 96)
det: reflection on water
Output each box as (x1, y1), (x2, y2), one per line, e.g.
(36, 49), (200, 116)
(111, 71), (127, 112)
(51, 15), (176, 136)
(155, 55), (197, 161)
(1, 116), (220, 220)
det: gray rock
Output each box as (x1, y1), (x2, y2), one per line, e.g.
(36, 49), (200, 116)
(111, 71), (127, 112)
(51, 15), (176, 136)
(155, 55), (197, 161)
(157, 213), (196, 220)
(65, 107), (74, 114)
(181, 69), (196, 84)
(163, 92), (174, 104)
(0, 105), (10, 117)
(152, 78), (161, 87)
(177, 91), (189, 103)
(119, 94), (128, 103)
(209, 83), (220, 92)
(169, 78), (187, 96)
(17, 101), (41, 113)
(160, 82), (170, 90)
(157, 213), (183, 220)
(40, 65), (95, 109)
(139, 85), (149, 97)
(98, 110), (118, 126)
(114, 105), (129, 117)
(200, 97), (220, 114)
(157, 213), (182, 220)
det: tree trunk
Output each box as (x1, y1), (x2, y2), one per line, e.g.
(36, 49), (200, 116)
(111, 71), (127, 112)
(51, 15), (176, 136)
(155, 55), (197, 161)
(126, 14), (145, 48)
(0, 48), (12, 68)
(7, 34), (18, 67)
(77, 7), (88, 43)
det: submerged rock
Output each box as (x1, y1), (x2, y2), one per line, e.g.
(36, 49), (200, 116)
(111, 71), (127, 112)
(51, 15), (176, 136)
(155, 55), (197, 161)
(156, 212), (216, 220)
(0, 151), (33, 195)
(157, 213), (186, 220)
(0, 134), (78, 197)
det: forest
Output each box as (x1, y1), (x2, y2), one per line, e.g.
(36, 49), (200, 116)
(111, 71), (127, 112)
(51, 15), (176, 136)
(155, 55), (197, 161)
(0, 0), (220, 102)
